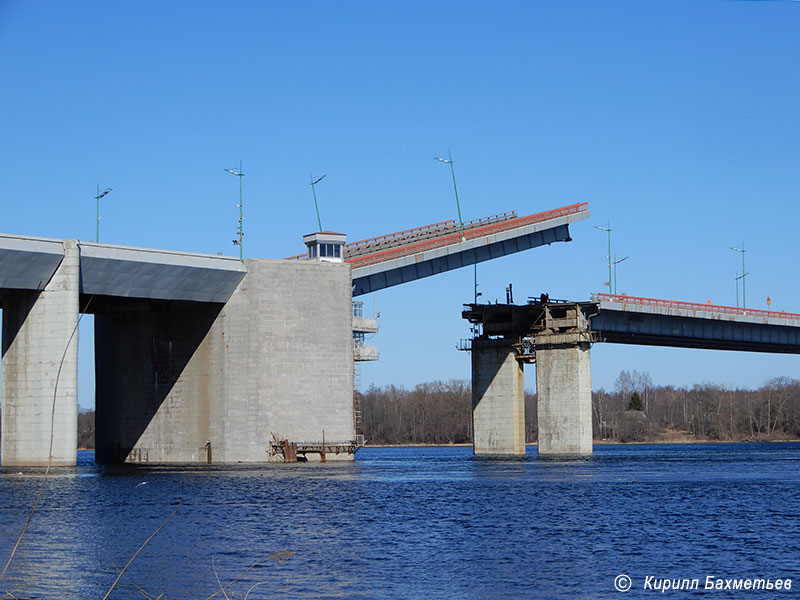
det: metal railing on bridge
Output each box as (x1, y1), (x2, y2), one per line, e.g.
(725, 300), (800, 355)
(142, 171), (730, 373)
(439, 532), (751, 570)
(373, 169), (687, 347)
(346, 202), (588, 269)
(594, 293), (800, 322)
(343, 210), (519, 259)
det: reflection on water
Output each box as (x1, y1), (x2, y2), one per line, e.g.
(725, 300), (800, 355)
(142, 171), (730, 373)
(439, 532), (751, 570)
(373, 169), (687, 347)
(1, 444), (799, 598)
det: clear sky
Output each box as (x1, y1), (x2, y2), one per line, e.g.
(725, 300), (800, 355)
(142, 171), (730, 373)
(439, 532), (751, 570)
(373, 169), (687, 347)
(1, 0), (799, 408)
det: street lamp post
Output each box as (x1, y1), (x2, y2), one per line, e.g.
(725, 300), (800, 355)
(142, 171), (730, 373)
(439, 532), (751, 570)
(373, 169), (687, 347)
(612, 255), (629, 295)
(735, 270), (741, 308)
(309, 173), (327, 232)
(435, 151), (472, 304)
(729, 243), (747, 310)
(94, 185), (113, 243)
(434, 151), (465, 240)
(224, 161), (245, 261)
(594, 222), (613, 294)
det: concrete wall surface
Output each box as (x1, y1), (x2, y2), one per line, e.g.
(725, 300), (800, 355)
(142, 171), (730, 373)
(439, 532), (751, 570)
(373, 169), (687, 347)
(471, 345), (525, 455)
(1, 240), (79, 467)
(95, 258), (355, 464)
(535, 333), (592, 455)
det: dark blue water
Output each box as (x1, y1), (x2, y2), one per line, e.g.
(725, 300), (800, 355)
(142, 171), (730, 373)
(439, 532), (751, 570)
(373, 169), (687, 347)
(1, 443), (799, 599)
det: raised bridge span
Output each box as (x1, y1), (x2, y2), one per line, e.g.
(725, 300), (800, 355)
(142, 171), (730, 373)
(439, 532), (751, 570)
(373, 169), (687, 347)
(462, 295), (800, 457)
(346, 203), (589, 295)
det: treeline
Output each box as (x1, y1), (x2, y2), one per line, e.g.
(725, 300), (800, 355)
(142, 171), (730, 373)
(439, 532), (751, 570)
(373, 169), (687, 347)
(360, 372), (800, 445)
(77, 409), (95, 449)
(5, 374), (800, 449)
(361, 380), (538, 445)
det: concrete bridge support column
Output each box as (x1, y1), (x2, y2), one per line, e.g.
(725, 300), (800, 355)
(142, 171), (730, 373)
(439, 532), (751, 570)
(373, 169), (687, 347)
(535, 332), (593, 456)
(1, 240), (79, 467)
(94, 299), (219, 465)
(471, 344), (525, 455)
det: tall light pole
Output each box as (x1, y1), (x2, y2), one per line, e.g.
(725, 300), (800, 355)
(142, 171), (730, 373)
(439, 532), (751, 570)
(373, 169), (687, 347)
(309, 173), (326, 232)
(94, 185), (112, 243)
(729, 243), (747, 309)
(434, 151), (465, 240)
(612, 255), (629, 295)
(734, 270), (743, 308)
(224, 161), (244, 261)
(595, 222), (613, 294)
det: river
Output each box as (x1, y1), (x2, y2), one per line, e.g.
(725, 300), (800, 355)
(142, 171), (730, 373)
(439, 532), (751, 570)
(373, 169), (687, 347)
(1, 443), (799, 598)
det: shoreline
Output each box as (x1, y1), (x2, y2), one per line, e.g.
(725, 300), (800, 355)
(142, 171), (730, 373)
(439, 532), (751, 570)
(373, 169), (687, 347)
(365, 439), (800, 448)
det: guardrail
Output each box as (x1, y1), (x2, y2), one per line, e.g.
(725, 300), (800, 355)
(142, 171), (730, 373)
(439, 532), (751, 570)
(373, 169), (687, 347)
(348, 202), (588, 268)
(343, 211), (519, 260)
(594, 293), (800, 321)
(345, 219), (457, 254)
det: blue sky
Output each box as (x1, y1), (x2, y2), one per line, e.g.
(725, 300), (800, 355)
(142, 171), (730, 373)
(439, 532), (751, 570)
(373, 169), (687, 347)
(1, 0), (799, 408)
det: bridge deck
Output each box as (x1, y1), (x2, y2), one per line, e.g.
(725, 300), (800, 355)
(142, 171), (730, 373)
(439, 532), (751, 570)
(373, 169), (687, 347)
(350, 202), (589, 295)
(0, 235), (246, 303)
(343, 211), (518, 260)
(595, 293), (800, 326)
(592, 293), (800, 353)
(0, 233), (65, 291)
(462, 294), (800, 355)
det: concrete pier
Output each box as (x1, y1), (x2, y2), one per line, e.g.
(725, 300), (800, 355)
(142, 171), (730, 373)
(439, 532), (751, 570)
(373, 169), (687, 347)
(94, 299), (221, 464)
(535, 331), (593, 455)
(94, 258), (355, 464)
(1, 240), (79, 467)
(463, 301), (598, 458)
(471, 343), (525, 455)
(0, 235), (356, 467)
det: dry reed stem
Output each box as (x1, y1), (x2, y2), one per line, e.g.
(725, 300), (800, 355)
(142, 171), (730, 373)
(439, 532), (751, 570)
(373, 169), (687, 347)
(243, 581), (269, 599)
(0, 297), (89, 586)
(100, 504), (181, 600)
(212, 556), (231, 600)
(201, 550), (293, 600)
(109, 558), (159, 599)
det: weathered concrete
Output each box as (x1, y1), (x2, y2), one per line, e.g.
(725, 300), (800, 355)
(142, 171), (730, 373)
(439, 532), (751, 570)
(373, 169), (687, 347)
(472, 344), (525, 455)
(94, 299), (221, 464)
(94, 258), (355, 464)
(1, 240), (79, 467)
(535, 331), (593, 455)
(207, 259), (354, 462)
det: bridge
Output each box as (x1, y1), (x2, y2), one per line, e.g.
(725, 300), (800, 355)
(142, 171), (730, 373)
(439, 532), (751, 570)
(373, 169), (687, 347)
(346, 203), (588, 295)
(6, 200), (797, 467)
(462, 294), (800, 457)
(0, 202), (588, 467)
(0, 235), (246, 467)
(592, 293), (800, 353)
